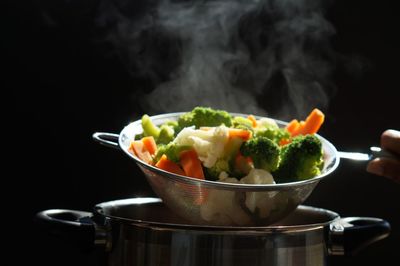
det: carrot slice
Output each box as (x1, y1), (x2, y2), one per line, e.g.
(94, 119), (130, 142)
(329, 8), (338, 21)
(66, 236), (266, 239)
(247, 115), (258, 127)
(129, 141), (153, 164)
(179, 149), (205, 179)
(141, 136), (157, 155)
(228, 128), (252, 140)
(155, 154), (185, 175)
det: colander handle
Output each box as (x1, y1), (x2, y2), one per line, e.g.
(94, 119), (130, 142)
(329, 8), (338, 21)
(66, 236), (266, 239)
(92, 132), (120, 150)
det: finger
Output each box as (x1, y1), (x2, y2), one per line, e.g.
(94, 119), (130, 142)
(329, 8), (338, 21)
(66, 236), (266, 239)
(381, 129), (400, 155)
(367, 157), (400, 183)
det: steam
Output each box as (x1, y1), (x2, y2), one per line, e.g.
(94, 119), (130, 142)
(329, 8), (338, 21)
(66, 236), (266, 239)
(97, 0), (336, 118)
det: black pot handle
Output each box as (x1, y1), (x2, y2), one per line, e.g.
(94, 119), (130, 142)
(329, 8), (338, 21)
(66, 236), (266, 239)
(35, 209), (109, 251)
(328, 217), (390, 256)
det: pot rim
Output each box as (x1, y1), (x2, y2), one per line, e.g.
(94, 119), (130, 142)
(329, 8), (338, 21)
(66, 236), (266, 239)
(94, 197), (340, 233)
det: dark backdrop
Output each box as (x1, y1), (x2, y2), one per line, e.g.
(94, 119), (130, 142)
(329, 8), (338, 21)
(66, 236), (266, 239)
(5, 0), (399, 265)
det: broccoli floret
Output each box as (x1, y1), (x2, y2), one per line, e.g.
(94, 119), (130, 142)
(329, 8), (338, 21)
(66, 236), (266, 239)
(154, 143), (191, 163)
(205, 159), (231, 181)
(240, 136), (280, 172)
(164, 120), (180, 131)
(177, 107), (233, 130)
(254, 127), (290, 144)
(232, 116), (253, 130)
(142, 114), (160, 138)
(140, 115), (178, 144)
(272, 135), (324, 183)
(157, 124), (175, 145)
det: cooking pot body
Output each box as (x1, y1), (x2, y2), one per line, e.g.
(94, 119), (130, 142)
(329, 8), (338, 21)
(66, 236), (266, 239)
(36, 198), (390, 266)
(92, 199), (338, 266)
(107, 222), (327, 266)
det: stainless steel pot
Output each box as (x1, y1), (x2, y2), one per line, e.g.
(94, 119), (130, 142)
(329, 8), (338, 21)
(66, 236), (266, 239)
(36, 197), (390, 266)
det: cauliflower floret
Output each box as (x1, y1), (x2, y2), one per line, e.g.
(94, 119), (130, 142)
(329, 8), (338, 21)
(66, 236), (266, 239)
(257, 118), (279, 129)
(173, 125), (229, 167)
(240, 168), (275, 218)
(200, 176), (251, 225)
(240, 168), (275, 185)
(200, 169), (277, 224)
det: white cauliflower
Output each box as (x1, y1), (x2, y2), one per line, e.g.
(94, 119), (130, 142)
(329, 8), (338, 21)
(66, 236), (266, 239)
(240, 168), (276, 218)
(240, 168), (275, 185)
(200, 176), (251, 225)
(257, 117), (279, 129)
(200, 169), (277, 224)
(173, 125), (229, 168)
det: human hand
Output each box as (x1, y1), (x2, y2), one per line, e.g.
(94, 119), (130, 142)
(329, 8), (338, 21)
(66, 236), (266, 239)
(367, 129), (400, 183)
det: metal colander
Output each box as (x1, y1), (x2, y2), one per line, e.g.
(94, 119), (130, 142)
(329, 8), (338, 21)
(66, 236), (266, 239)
(93, 112), (339, 226)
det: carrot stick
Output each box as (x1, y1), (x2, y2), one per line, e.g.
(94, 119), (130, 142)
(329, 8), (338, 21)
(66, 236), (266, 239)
(228, 128), (252, 140)
(286, 119), (300, 135)
(141, 136), (157, 155)
(178, 149), (207, 205)
(247, 115), (258, 127)
(294, 121), (306, 135)
(297, 108), (325, 135)
(155, 154), (185, 175)
(179, 149), (205, 179)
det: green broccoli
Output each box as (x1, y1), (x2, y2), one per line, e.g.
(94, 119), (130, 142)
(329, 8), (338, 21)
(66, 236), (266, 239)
(177, 107), (233, 130)
(254, 127), (290, 144)
(232, 116), (254, 131)
(272, 135), (324, 183)
(164, 120), (180, 131)
(139, 115), (179, 144)
(154, 142), (191, 163)
(142, 114), (161, 138)
(157, 124), (175, 145)
(240, 136), (280, 172)
(205, 159), (231, 181)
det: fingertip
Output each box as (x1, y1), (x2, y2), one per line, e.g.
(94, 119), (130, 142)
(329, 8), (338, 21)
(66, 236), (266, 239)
(381, 129), (400, 154)
(367, 157), (400, 184)
(366, 159), (384, 176)
(382, 129), (400, 139)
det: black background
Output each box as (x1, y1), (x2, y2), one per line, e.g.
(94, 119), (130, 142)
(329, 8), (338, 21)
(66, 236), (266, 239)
(5, 0), (399, 265)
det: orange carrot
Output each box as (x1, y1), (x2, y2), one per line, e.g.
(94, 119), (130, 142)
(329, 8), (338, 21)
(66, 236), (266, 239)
(179, 149), (205, 179)
(279, 138), (291, 146)
(141, 136), (157, 155)
(155, 154), (185, 175)
(296, 108), (325, 135)
(288, 109), (325, 137)
(178, 149), (207, 205)
(129, 141), (153, 164)
(292, 121), (306, 136)
(228, 128), (252, 140)
(247, 115), (258, 127)
(234, 152), (253, 175)
(286, 119), (300, 135)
